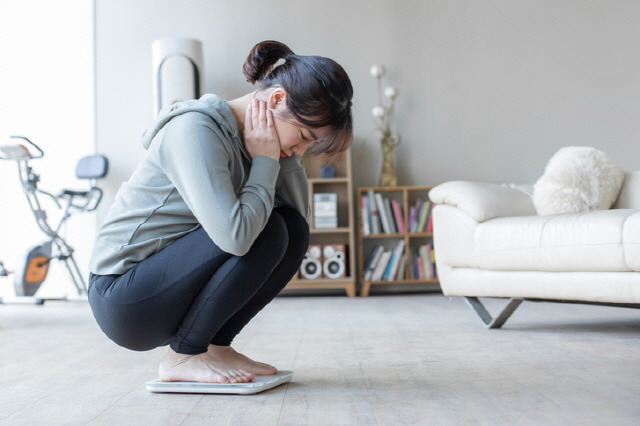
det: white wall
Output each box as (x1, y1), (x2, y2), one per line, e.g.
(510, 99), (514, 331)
(396, 0), (640, 184)
(95, 0), (640, 213)
(0, 0), (94, 297)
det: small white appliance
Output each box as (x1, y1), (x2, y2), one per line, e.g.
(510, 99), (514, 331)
(152, 37), (203, 116)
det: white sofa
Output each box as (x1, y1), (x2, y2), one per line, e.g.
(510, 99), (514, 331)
(428, 171), (640, 328)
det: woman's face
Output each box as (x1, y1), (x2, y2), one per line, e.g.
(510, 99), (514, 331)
(273, 118), (329, 158)
(266, 88), (330, 158)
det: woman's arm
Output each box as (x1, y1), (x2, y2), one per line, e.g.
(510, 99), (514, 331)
(157, 112), (280, 256)
(244, 98), (309, 218)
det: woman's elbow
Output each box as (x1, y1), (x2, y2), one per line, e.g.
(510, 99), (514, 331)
(219, 240), (251, 257)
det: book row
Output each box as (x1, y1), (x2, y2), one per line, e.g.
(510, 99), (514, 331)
(409, 243), (437, 280)
(363, 242), (437, 282)
(360, 190), (434, 235)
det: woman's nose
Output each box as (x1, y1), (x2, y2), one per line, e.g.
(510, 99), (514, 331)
(293, 141), (313, 156)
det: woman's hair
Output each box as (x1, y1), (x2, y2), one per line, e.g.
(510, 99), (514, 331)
(242, 40), (353, 156)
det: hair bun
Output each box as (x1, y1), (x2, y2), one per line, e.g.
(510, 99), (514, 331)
(242, 40), (294, 84)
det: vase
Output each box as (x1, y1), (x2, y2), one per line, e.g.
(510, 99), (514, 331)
(379, 134), (398, 187)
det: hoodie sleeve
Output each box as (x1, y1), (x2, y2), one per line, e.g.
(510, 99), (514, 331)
(274, 155), (310, 219)
(155, 111), (280, 256)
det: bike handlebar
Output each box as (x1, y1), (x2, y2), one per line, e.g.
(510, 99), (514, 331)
(11, 135), (44, 158)
(0, 135), (45, 161)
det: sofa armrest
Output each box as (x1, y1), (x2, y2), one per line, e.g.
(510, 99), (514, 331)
(429, 181), (536, 222)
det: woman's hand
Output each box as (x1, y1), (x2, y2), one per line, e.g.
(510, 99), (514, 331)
(243, 99), (280, 161)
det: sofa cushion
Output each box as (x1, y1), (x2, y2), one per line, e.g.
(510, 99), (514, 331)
(533, 146), (625, 215)
(624, 212), (640, 270)
(475, 209), (640, 272)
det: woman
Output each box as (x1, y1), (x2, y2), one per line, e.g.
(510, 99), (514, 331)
(88, 40), (353, 384)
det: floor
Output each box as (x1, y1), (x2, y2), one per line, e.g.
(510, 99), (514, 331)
(1, 292), (639, 426)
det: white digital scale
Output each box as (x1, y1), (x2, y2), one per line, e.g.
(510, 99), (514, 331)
(145, 370), (293, 395)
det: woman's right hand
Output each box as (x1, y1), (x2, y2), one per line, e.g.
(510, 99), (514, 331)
(243, 99), (281, 161)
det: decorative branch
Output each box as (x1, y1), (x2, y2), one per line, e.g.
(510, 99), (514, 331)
(369, 65), (400, 149)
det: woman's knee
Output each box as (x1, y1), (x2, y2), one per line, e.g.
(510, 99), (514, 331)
(246, 207), (309, 268)
(274, 206), (310, 258)
(275, 206), (309, 234)
(252, 210), (289, 261)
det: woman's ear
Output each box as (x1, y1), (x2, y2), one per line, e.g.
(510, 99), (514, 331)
(268, 87), (287, 110)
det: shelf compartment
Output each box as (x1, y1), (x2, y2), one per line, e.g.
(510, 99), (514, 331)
(357, 185), (439, 297)
(284, 149), (355, 297)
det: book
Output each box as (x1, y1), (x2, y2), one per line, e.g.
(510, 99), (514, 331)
(371, 250), (392, 281)
(396, 253), (406, 280)
(431, 247), (437, 278)
(408, 205), (417, 232)
(411, 199), (424, 232)
(419, 243), (435, 278)
(391, 199), (404, 233)
(427, 203), (436, 233)
(410, 249), (418, 279)
(385, 240), (405, 280)
(368, 190), (381, 234)
(417, 201), (432, 232)
(374, 193), (393, 234)
(363, 245), (384, 281)
(383, 197), (397, 233)
(360, 195), (370, 235)
(415, 252), (424, 279)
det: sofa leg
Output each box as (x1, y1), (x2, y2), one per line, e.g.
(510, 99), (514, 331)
(464, 297), (523, 329)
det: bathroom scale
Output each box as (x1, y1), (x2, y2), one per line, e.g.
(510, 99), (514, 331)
(145, 370), (293, 395)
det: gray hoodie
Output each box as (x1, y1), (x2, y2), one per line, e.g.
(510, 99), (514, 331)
(89, 94), (309, 275)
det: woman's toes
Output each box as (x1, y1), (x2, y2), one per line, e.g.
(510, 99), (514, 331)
(240, 370), (254, 380)
(226, 370), (242, 383)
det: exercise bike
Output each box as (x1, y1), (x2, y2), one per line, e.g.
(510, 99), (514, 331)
(0, 136), (108, 304)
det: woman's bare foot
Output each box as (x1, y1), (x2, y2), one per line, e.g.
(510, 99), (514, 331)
(158, 348), (255, 383)
(206, 345), (278, 375)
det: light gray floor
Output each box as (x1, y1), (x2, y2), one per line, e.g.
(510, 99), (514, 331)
(1, 293), (639, 425)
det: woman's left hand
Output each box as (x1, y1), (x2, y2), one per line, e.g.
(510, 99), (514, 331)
(243, 99), (281, 161)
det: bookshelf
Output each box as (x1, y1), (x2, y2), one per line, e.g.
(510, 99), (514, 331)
(357, 185), (440, 297)
(284, 149), (356, 297)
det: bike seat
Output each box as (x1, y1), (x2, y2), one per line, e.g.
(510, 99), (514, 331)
(59, 189), (92, 197)
(76, 155), (108, 180)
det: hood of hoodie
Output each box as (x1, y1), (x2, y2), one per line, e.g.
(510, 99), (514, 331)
(141, 94), (245, 154)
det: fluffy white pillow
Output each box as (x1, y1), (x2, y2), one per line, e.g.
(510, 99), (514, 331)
(533, 146), (625, 215)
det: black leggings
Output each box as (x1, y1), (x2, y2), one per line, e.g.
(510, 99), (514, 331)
(88, 206), (308, 355)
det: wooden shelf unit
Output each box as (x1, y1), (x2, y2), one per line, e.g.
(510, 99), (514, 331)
(357, 185), (440, 297)
(285, 149), (356, 297)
